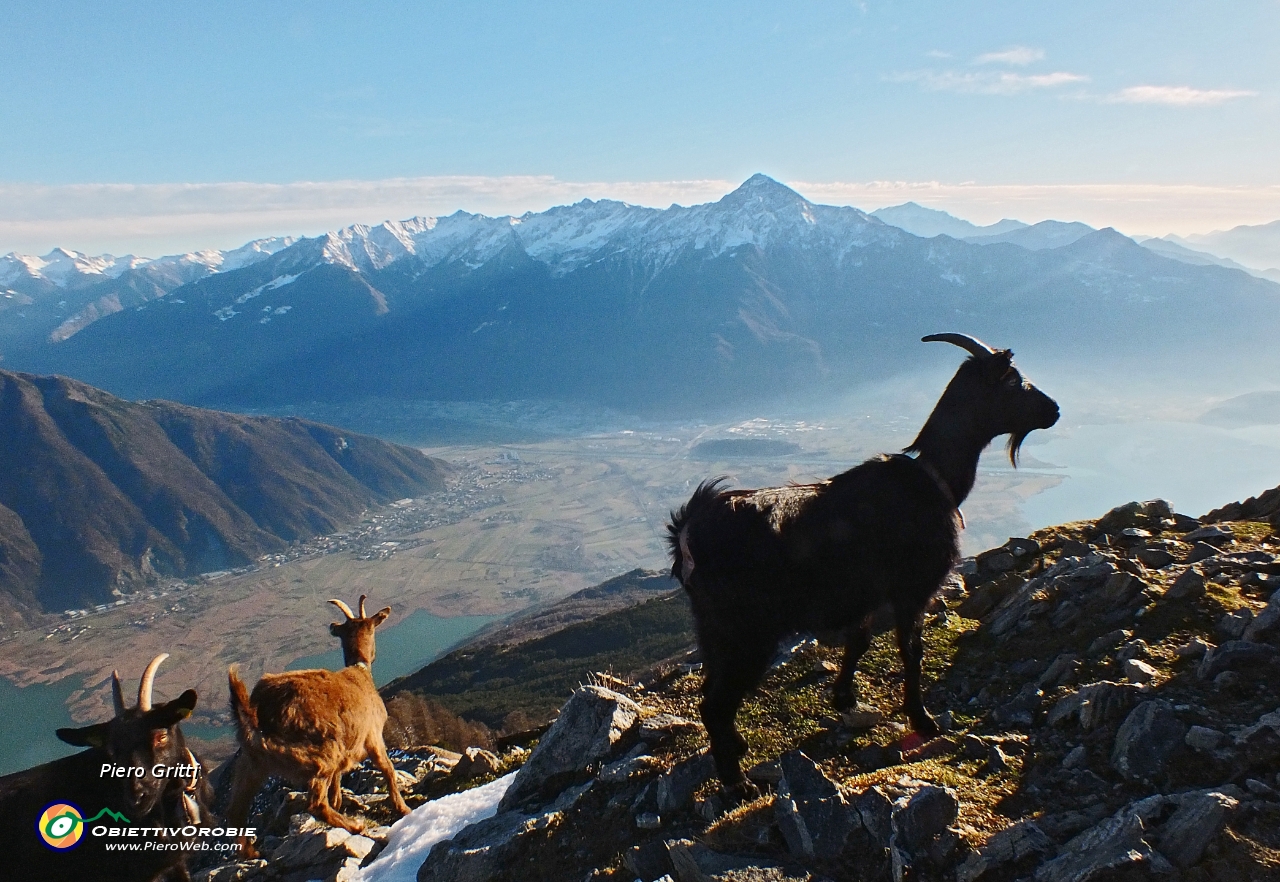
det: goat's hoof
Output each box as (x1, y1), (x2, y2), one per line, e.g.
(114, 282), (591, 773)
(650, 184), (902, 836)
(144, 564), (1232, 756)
(721, 779), (760, 806)
(911, 715), (941, 739)
(831, 688), (856, 712)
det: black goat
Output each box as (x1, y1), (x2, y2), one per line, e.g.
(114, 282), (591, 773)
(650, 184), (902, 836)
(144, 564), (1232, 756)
(0, 654), (215, 882)
(667, 334), (1060, 793)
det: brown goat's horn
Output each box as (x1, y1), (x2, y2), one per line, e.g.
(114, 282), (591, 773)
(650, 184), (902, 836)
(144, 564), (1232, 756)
(111, 671), (127, 716)
(137, 653), (169, 712)
(328, 599), (356, 620)
(922, 333), (995, 358)
(358, 595), (367, 619)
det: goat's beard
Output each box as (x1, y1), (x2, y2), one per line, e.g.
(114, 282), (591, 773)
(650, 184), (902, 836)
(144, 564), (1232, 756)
(1006, 431), (1029, 468)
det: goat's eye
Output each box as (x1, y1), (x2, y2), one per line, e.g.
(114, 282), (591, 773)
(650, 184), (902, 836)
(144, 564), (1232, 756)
(153, 730), (169, 746)
(1005, 375), (1020, 388)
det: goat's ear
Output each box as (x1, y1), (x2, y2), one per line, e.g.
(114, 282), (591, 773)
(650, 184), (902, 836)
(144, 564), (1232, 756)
(56, 722), (111, 748)
(982, 350), (1014, 383)
(370, 607), (392, 628)
(330, 622), (344, 637)
(148, 689), (199, 729)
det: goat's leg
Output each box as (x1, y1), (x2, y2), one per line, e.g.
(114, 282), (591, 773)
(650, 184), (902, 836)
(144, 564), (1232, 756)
(894, 605), (940, 738)
(700, 646), (771, 799)
(224, 755), (268, 858)
(307, 770), (366, 833)
(329, 769), (344, 811)
(368, 738), (411, 817)
(832, 616), (873, 711)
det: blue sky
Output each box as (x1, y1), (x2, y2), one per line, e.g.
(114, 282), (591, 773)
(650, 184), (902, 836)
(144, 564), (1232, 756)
(2, 1), (1277, 254)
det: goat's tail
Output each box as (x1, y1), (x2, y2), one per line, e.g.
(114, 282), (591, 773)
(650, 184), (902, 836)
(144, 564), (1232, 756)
(227, 665), (259, 745)
(666, 477), (728, 585)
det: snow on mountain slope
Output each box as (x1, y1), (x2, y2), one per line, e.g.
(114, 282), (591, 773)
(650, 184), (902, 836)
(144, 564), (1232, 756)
(247, 174), (894, 285)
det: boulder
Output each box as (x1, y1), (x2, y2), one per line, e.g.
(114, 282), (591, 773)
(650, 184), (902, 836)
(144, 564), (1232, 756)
(956, 820), (1054, 882)
(774, 751), (858, 859)
(1242, 595), (1280, 642)
(451, 747), (502, 782)
(1184, 725), (1226, 751)
(1111, 700), (1186, 779)
(1198, 639), (1278, 680)
(891, 781), (959, 854)
(1047, 681), (1141, 731)
(656, 752), (716, 813)
(1033, 812), (1165, 882)
(1184, 524), (1234, 546)
(499, 685), (639, 810)
(1154, 790), (1239, 868)
(1166, 567), (1206, 601)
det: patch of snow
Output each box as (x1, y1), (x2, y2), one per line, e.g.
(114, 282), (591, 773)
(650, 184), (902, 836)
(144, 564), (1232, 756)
(273, 305), (292, 314)
(214, 306), (238, 321)
(353, 772), (515, 882)
(235, 274), (299, 304)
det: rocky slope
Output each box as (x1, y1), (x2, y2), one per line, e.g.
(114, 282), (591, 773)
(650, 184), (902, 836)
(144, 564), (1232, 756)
(198, 489), (1280, 881)
(0, 369), (451, 620)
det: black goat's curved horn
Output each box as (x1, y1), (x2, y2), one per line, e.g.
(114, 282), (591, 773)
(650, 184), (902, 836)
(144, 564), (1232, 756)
(138, 653), (169, 712)
(328, 599), (356, 620)
(922, 333), (996, 358)
(111, 671), (127, 716)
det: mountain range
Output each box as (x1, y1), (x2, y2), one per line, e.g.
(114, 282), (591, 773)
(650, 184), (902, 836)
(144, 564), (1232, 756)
(0, 369), (450, 620)
(3, 175), (1280, 413)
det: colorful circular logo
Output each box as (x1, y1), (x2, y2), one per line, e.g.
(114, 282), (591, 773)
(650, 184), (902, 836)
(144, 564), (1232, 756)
(38, 802), (85, 850)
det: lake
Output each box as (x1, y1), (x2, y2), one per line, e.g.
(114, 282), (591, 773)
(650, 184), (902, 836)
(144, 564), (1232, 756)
(1018, 420), (1280, 529)
(0, 608), (496, 777)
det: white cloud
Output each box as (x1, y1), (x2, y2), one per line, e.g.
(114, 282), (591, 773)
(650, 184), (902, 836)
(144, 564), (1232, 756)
(3, 176), (1280, 255)
(1107, 85), (1258, 106)
(891, 69), (1088, 95)
(974, 46), (1045, 66)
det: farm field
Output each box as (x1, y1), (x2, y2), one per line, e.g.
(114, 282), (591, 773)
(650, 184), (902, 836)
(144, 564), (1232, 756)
(0, 412), (1059, 766)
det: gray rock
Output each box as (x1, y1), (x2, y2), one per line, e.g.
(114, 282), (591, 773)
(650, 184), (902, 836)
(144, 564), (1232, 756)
(1136, 547), (1175, 569)
(625, 840), (674, 882)
(1154, 789), (1239, 868)
(1184, 524), (1233, 545)
(665, 838), (787, 882)
(1175, 636), (1212, 658)
(1047, 681), (1141, 730)
(775, 751), (858, 859)
(1033, 812), (1156, 882)
(992, 683), (1042, 729)
(1218, 608), (1254, 639)
(1111, 700), (1186, 779)
(656, 752), (715, 813)
(599, 751), (661, 784)
(891, 782), (959, 854)
(1087, 629), (1132, 656)
(1166, 567), (1206, 601)
(418, 808), (535, 882)
(269, 816), (353, 868)
(1123, 658), (1159, 684)
(1061, 745), (1087, 769)
(1186, 541), (1220, 564)
(450, 746), (501, 782)
(1039, 653), (1080, 688)
(840, 703), (885, 729)
(1198, 639), (1279, 679)
(1184, 725), (1226, 751)
(956, 820), (1054, 882)
(639, 713), (701, 744)
(1234, 708), (1280, 767)
(1243, 596), (1280, 642)
(746, 760), (782, 786)
(1245, 778), (1278, 798)
(499, 685), (639, 809)
(1116, 639), (1149, 662)
(636, 812), (663, 829)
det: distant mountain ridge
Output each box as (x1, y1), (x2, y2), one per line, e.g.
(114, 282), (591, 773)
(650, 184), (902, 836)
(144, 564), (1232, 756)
(870, 202), (1027, 239)
(5, 176), (1280, 413)
(0, 369), (451, 621)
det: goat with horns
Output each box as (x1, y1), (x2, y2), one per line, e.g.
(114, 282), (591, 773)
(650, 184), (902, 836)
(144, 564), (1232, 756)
(667, 334), (1060, 795)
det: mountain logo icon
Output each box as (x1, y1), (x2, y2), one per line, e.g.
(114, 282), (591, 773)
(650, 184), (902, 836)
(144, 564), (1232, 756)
(37, 802), (130, 850)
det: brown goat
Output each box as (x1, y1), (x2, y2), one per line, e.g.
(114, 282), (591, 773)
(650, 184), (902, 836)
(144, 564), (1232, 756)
(225, 595), (410, 841)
